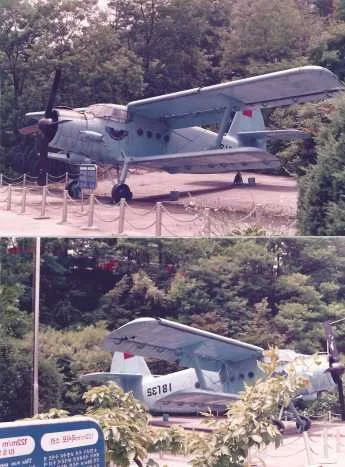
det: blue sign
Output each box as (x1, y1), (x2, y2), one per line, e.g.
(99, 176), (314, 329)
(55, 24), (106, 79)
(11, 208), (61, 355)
(0, 416), (105, 466)
(79, 165), (97, 190)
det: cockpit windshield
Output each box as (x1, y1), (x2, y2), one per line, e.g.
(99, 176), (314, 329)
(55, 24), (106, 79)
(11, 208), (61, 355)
(85, 104), (128, 123)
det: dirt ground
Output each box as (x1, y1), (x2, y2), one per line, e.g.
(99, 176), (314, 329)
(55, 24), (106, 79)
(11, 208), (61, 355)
(0, 170), (297, 237)
(144, 418), (345, 466)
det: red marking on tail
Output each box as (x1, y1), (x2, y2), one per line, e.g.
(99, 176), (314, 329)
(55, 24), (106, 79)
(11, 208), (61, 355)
(124, 352), (134, 360)
(243, 109), (253, 118)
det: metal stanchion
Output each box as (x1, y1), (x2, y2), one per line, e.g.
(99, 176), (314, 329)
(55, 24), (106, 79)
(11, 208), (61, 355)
(0, 173), (3, 186)
(155, 202), (162, 237)
(19, 187), (27, 214)
(45, 172), (48, 186)
(57, 190), (68, 224)
(319, 428), (337, 464)
(23, 173), (26, 187)
(6, 184), (12, 210)
(34, 186), (50, 219)
(81, 193), (97, 230)
(118, 198), (126, 234)
(204, 207), (211, 236)
(65, 172), (69, 185)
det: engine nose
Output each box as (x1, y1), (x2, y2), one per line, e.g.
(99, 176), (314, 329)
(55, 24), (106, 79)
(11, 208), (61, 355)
(38, 109), (59, 143)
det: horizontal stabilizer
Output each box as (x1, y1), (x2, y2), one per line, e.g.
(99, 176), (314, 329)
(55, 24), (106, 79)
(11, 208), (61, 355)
(130, 147), (280, 174)
(80, 372), (142, 391)
(238, 129), (311, 141)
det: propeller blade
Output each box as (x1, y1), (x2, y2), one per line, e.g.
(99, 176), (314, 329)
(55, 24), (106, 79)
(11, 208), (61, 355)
(37, 135), (49, 186)
(45, 68), (61, 118)
(324, 321), (345, 421)
(324, 321), (340, 363)
(334, 373), (345, 421)
(19, 124), (40, 136)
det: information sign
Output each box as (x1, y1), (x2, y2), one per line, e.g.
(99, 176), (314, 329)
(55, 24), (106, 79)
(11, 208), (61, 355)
(79, 165), (97, 190)
(0, 416), (105, 466)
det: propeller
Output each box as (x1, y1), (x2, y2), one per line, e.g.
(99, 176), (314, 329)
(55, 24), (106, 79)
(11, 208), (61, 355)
(36, 68), (62, 186)
(324, 321), (345, 421)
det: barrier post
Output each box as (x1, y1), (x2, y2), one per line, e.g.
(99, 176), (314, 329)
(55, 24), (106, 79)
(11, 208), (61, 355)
(0, 173), (3, 186)
(58, 190), (68, 224)
(6, 184), (12, 210)
(303, 432), (314, 467)
(320, 427), (337, 464)
(34, 185), (50, 219)
(45, 172), (49, 186)
(118, 198), (126, 234)
(19, 187), (27, 214)
(23, 173), (26, 187)
(336, 429), (341, 454)
(65, 172), (69, 185)
(81, 193), (97, 230)
(155, 202), (162, 237)
(204, 207), (211, 236)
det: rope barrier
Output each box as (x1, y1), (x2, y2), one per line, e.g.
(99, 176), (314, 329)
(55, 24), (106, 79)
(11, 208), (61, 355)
(124, 218), (157, 231)
(6, 185), (12, 211)
(124, 202), (157, 217)
(93, 211), (120, 223)
(161, 204), (204, 224)
(94, 196), (117, 209)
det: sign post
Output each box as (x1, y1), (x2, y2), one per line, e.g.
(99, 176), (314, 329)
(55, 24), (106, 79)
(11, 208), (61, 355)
(0, 417), (105, 466)
(79, 165), (97, 190)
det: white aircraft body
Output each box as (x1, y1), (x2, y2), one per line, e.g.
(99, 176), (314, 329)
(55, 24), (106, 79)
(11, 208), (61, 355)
(81, 318), (342, 432)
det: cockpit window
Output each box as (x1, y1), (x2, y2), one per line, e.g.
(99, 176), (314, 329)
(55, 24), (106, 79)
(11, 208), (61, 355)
(86, 104), (128, 123)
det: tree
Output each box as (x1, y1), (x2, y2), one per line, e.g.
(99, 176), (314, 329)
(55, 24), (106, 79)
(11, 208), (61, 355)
(297, 94), (345, 234)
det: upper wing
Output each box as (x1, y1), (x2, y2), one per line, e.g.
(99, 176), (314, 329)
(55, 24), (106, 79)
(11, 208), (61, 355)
(128, 66), (342, 129)
(104, 318), (263, 372)
(128, 147), (280, 173)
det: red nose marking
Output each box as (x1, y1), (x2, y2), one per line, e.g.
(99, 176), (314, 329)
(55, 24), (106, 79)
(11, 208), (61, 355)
(124, 352), (134, 359)
(243, 109), (253, 118)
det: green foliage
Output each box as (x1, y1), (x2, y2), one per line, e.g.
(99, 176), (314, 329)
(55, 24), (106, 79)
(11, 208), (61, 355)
(188, 349), (301, 467)
(83, 384), (152, 467)
(297, 95), (345, 234)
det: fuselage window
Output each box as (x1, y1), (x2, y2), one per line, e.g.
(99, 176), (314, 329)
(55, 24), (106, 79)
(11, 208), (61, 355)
(137, 128), (144, 136)
(147, 130), (153, 138)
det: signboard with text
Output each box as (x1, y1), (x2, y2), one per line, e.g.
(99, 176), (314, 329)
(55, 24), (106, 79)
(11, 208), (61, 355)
(0, 416), (105, 467)
(79, 164), (97, 190)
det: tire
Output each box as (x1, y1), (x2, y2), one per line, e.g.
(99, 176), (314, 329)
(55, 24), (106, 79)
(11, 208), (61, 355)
(296, 416), (311, 433)
(66, 179), (81, 199)
(37, 170), (47, 186)
(111, 183), (133, 203)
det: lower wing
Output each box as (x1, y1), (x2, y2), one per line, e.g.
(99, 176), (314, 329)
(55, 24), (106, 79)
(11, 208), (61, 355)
(128, 147), (280, 174)
(156, 389), (239, 407)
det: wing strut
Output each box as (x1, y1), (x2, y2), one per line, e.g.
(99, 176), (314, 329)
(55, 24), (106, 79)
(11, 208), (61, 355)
(214, 101), (238, 149)
(192, 354), (208, 390)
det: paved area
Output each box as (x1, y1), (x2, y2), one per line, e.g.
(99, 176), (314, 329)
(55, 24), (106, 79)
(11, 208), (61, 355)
(142, 418), (345, 466)
(0, 171), (297, 237)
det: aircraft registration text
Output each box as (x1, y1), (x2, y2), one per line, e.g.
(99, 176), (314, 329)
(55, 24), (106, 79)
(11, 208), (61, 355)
(147, 383), (172, 397)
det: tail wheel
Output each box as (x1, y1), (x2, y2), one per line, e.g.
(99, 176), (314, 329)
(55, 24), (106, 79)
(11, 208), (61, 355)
(111, 183), (133, 203)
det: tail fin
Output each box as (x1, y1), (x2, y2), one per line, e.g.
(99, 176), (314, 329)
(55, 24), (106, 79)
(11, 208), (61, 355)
(110, 352), (151, 376)
(228, 108), (265, 136)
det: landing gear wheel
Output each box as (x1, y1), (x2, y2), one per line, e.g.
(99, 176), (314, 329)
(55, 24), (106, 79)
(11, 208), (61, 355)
(66, 179), (81, 199)
(111, 183), (133, 203)
(272, 419), (285, 434)
(296, 416), (311, 433)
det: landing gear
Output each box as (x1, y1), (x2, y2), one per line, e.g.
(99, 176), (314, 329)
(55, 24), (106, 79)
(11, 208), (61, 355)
(66, 179), (81, 199)
(272, 418), (285, 433)
(234, 171), (243, 185)
(296, 415), (311, 433)
(111, 156), (133, 203)
(111, 183), (133, 203)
